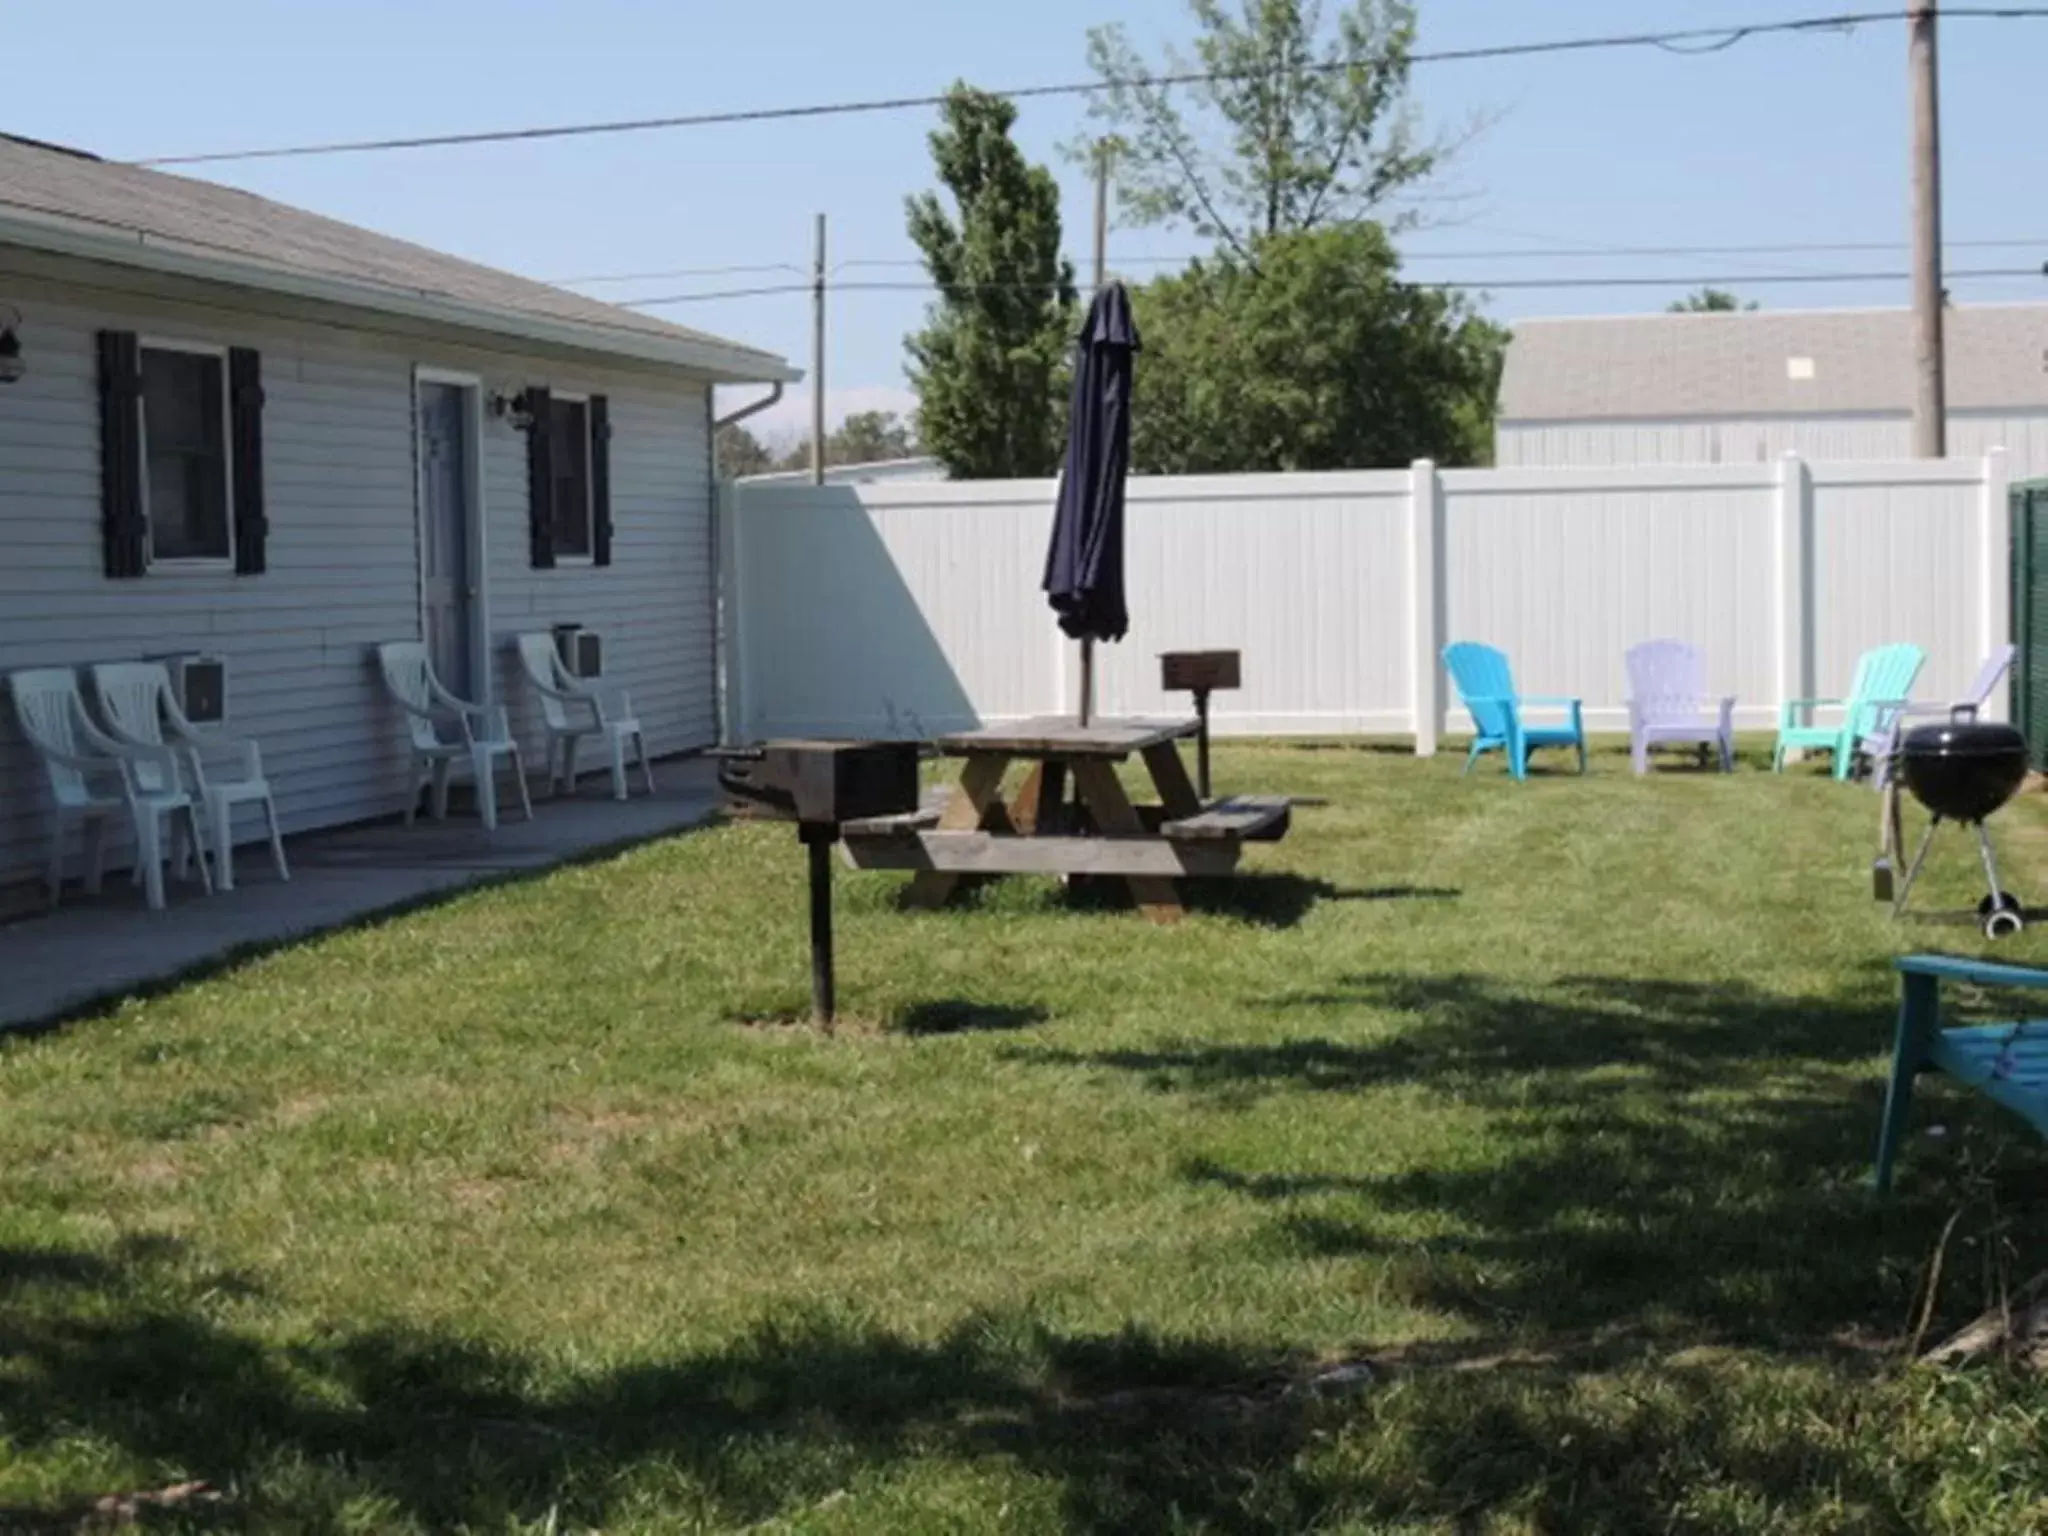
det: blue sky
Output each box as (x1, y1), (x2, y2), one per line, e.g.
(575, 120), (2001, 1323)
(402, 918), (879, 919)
(16, 1), (2047, 444)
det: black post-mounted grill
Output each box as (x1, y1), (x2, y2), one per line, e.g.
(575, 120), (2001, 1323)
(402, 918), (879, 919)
(1883, 718), (2031, 939)
(1161, 649), (1241, 801)
(716, 741), (921, 1022)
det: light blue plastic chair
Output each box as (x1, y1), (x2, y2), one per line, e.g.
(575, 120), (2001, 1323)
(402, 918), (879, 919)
(1773, 642), (1926, 782)
(1443, 642), (1586, 781)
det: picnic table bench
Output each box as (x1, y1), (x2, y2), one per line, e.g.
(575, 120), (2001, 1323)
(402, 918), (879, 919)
(839, 715), (1291, 924)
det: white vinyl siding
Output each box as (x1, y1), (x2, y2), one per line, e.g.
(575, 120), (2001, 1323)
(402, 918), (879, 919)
(487, 386), (715, 759)
(1497, 410), (2048, 481)
(0, 262), (716, 900)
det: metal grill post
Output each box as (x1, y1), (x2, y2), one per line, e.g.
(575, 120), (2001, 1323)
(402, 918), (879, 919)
(801, 823), (836, 1024)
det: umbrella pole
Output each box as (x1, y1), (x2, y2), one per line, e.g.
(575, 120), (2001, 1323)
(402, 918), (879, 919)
(1079, 638), (1095, 726)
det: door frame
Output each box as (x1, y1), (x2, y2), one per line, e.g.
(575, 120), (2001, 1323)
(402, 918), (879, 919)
(412, 366), (491, 704)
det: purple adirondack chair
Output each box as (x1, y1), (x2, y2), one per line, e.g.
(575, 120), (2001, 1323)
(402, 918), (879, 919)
(1625, 640), (1736, 775)
(1864, 643), (2018, 790)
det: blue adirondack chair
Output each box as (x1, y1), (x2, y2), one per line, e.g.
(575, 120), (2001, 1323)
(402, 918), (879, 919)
(1876, 955), (2048, 1193)
(1443, 642), (1586, 781)
(1773, 642), (1925, 781)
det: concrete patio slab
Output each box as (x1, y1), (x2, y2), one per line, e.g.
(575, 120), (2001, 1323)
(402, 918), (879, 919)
(0, 759), (723, 1031)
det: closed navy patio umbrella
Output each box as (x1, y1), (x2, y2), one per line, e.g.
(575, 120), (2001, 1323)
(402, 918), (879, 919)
(1043, 282), (1141, 719)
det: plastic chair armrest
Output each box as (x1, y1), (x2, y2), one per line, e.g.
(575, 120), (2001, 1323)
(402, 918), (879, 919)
(427, 678), (486, 718)
(531, 674), (605, 729)
(1898, 954), (2048, 990)
(1860, 698), (1915, 734)
(172, 721), (263, 781)
(35, 741), (121, 777)
(93, 712), (161, 754)
(106, 739), (188, 795)
(1520, 696), (1584, 731)
(1780, 697), (1843, 728)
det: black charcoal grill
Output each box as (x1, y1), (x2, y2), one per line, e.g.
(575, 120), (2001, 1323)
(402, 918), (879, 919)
(1883, 718), (2030, 939)
(716, 741), (921, 1022)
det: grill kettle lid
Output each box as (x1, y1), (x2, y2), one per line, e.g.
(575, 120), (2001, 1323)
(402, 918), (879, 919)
(1900, 720), (2028, 757)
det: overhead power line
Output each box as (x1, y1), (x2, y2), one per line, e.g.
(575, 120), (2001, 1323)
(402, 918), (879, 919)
(134, 8), (2048, 167)
(550, 261), (809, 285)
(550, 236), (2048, 288)
(615, 266), (2048, 307)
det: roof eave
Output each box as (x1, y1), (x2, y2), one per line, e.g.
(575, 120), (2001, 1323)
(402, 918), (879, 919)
(0, 207), (802, 384)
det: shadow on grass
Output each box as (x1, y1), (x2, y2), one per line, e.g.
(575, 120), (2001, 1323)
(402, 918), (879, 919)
(0, 1235), (1943, 1533)
(1011, 972), (1886, 1099)
(896, 1000), (1050, 1036)
(1047, 875), (1455, 929)
(1270, 739), (1417, 757)
(0, 1235), (1327, 1531)
(1013, 970), (2048, 1351)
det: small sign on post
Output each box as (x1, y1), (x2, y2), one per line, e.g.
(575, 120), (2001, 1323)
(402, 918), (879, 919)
(1160, 650), (1241, 801)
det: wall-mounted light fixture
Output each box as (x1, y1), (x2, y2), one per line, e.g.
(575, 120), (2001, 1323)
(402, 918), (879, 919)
(0, 307), (24, 385)
(489, 387), (534, 431)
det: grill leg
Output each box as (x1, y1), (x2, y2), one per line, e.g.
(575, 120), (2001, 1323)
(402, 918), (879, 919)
(1975, 821), (2009, 912)
(1892, 815), (1942, 919)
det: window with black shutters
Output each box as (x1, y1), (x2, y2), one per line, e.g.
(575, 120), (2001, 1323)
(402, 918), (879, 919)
(140, 344), (232, 563)
(549, 395), (593, 559)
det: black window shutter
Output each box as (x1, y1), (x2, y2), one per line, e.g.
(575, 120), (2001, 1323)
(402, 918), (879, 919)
(525, 386), (555, 568)
(96, 330), (146, 579)
(229, 347), (268, 575)
(590, 394), (613, 566)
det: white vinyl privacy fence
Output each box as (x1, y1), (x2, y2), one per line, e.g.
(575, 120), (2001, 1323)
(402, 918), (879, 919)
(721, 450), (2011, 754)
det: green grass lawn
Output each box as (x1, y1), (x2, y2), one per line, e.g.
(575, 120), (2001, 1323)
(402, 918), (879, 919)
(5, 741), (2048, 1532)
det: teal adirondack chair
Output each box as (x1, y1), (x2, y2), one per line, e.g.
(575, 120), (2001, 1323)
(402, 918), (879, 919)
(1876, 955), (2048, 1193)
(1443, 642), (1586, 781)
(1774, 642), (1925, 781)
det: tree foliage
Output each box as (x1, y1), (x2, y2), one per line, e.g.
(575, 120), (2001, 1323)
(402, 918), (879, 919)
(1129, 223), (1504, 473)
(1078, 0), (1442, 255)
(717, 412), (920, 479)
(825, 410), (917, 466)
(1668, 288), (1758, 313)
(905, 87), (1077, 479)
(714, 423), (777, 480)
(770, 412), (921, 474)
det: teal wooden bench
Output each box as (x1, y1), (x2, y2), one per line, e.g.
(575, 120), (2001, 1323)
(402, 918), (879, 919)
(1876, 954), (2048, 1192)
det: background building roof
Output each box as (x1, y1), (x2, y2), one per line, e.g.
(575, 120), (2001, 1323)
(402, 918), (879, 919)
(1498, 302), (2048, 422)
(0, 133), (795, 381)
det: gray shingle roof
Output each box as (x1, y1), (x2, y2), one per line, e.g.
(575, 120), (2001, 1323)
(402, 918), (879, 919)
(1497, 303), (2048, 422)
(0, 133), (795, 380)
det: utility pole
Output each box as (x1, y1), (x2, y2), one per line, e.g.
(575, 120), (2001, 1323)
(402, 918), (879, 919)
(1909, 0), (1946, 457)
(1092, 140), (1111, 295)
(811, 212), (827, 485)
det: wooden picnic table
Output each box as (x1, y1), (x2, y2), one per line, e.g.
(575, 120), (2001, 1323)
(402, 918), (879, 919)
(839, 715), (1290, 924)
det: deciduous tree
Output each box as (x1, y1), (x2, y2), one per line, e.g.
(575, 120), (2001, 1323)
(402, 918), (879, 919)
(1077, 0), (1448, 255)
(1129, 223), (1504, 473)
(906, 87), (1077, 479)
(714, 423), (777, 480)
(830, 410), (917, 465)
(1668, 288), (1758, 313)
